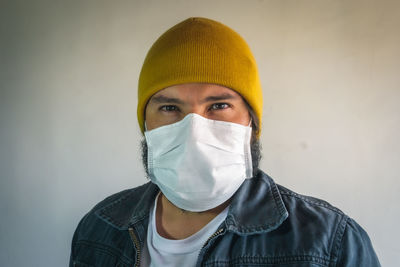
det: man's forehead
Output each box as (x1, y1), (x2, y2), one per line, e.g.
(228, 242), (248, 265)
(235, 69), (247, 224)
(149, 83), (242, 102)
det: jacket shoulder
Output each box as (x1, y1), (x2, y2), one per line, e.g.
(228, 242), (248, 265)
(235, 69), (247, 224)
(76, 182), (153, 233)
(277, 184), (345, 215)
(72, 183), (148, 237)
(276, 183), (348, 251)
(90, 182), (152, 213)
(70, 183), (154, 266)
(274, 183), (380, 266)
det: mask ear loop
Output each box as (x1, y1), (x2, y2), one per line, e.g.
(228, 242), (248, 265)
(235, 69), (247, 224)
(248, 119), (252, 127)
(144, 121), (148, 131)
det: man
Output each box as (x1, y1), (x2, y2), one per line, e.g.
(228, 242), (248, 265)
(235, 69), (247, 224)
(70, 17), (380, 266)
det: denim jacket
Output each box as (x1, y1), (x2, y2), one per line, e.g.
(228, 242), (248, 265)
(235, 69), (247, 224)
(70, 170), (380, 266)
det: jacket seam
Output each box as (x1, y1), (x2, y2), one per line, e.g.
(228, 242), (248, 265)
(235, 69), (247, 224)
(279, 191), (343, 214)
(270, 179), (289, 218)
(330, 215), (349, 267)
(202, 254), (332, 266)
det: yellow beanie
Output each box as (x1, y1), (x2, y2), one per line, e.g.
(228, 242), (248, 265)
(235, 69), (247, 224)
(137, 17), (263, 134)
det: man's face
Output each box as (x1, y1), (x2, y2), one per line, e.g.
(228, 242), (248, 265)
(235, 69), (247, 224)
(145, 83), (251, 130)
(142, 83), (261, 178)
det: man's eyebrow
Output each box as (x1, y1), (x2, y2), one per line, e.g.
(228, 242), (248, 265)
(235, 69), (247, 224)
(149, 95), (185, 104)
(201, 93), (238, 103)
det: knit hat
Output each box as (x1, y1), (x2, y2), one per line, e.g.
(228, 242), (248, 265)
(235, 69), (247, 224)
(137, 17), (263, 134)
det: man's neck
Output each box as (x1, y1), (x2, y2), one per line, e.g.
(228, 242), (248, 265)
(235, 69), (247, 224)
(155, 193), (229, 240)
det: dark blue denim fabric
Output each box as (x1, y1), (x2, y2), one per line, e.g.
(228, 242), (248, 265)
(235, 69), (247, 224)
(70, 170), (380, 266)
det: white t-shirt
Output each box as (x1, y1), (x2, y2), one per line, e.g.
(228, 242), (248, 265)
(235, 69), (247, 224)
(140, 193), (228, 267)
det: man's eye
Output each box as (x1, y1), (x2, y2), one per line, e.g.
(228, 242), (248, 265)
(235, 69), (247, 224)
(210, 103), (230, 110)
(160, 105), (179, 112)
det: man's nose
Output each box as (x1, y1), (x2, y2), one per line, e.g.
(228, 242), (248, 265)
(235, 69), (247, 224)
(181, 106), (208, 119)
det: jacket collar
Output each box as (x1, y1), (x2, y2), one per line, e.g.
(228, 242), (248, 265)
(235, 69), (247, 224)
(95, 182), (159, 230)
(225, 170), (288, 235)
(95, 171), (288, 235)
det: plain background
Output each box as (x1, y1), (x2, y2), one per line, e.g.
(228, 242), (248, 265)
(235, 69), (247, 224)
(1, 0), (399, 266)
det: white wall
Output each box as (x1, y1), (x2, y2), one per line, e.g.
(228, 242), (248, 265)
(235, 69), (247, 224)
(1, 0), (399, 266)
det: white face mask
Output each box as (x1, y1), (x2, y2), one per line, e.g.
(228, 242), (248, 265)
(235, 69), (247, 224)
(144, 113), (253, 212)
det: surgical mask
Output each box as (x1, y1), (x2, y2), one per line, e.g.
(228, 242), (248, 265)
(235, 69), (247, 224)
(144, 113), (253, 212)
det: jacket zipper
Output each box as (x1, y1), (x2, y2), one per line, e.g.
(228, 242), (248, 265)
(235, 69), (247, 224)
(201, 228), (225, 249)
(129, 226), (224, 267)
(128, 227), (141, 267)
(196, 227), (225, 266)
